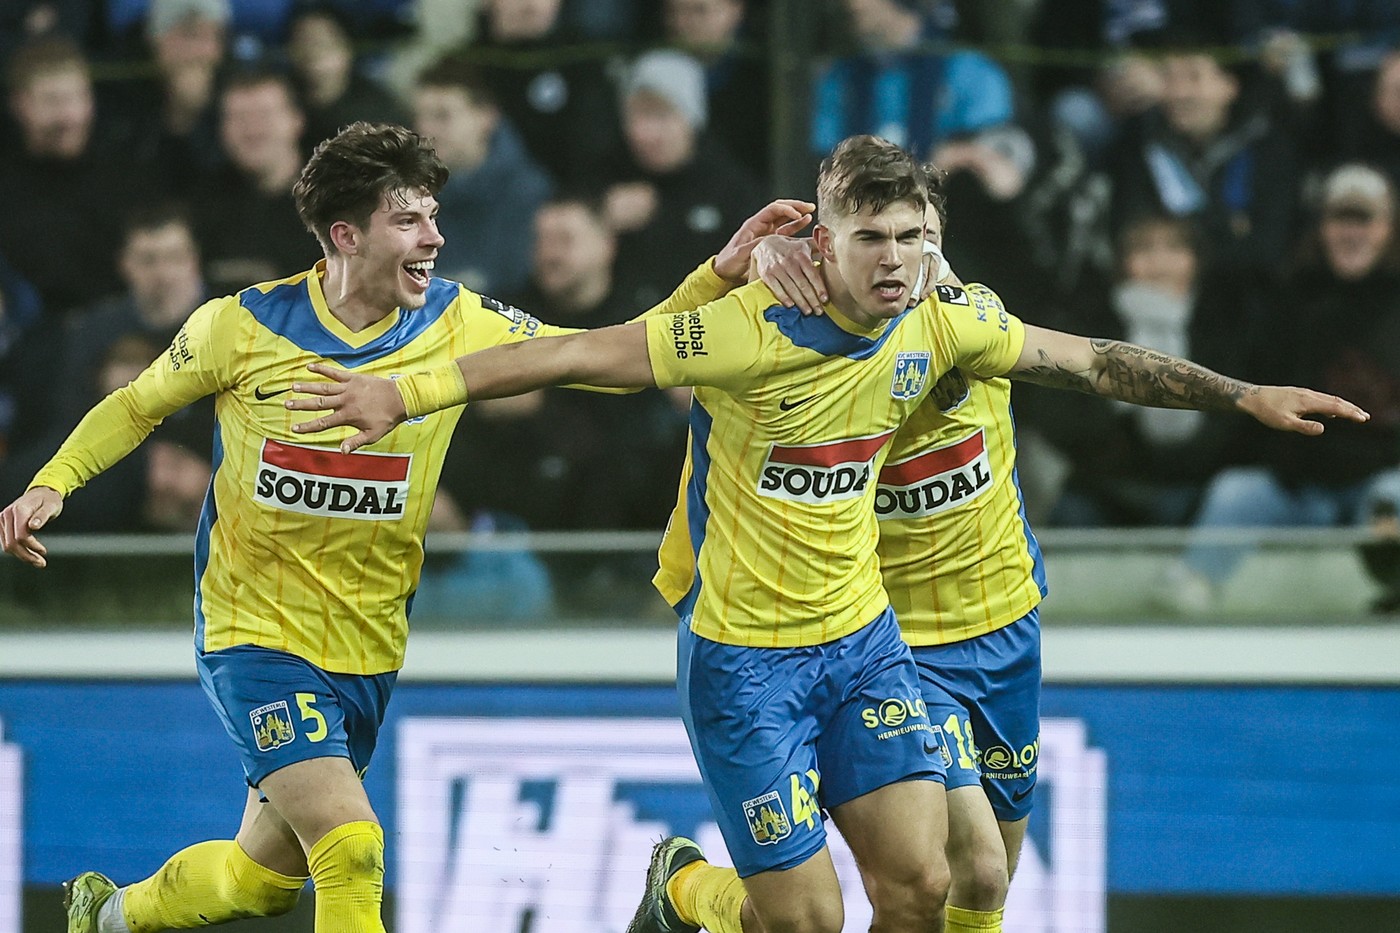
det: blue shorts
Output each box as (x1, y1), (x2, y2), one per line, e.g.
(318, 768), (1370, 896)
(912, 607), (1041, 821)
(678, 607), (946, 877)
(196, 644), (397, 787)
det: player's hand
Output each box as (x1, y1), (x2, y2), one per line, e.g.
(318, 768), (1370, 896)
(750, 235), (826, 314)
(1239, 386), (1370, 435)
(287, 363), (407, 454)
(0, 486), (63, 568)
(911, 240), (949, 306)
(712, 199), (816, 284)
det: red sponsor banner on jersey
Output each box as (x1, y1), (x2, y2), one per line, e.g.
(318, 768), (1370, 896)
(767, 430), (896, 468)
(261, 439), (410, 482)
(878, 430), (985, 486)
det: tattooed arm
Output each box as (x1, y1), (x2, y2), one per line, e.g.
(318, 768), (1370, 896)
(1009, 324), (1370, 435)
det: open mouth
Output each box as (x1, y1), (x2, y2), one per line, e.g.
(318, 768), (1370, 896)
(874, 279), (906, 302)
(403, 259), (434, 288)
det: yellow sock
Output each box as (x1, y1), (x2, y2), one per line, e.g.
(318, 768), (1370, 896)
(666, 861), (746, 933)
(946, 904), (1004, 932)
(306, 820), (386, 933)
(121, 839), (306, 932)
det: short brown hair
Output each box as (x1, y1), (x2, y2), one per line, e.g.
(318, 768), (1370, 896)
(294, 122), (449, 251)
(817, 135), (928, 221)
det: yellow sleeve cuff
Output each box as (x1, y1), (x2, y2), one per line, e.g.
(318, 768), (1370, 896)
(396, 362), (469, 419)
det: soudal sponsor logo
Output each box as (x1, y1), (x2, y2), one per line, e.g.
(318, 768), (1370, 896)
(758, 430), (894, 504)
(874, 429), (992, 519)
(254, 439), (410, 520)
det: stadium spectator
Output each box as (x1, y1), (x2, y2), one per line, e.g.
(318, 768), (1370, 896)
(192, 67), (322, 293)
(287, 4), (409, 150)
(442, 210), (691, 533)
(1164, 163), (1400, 609)
(412, 57), (551, 294)
(1106, 48), (1299, 272)
(811, 0), (1017, 160)
(471, 0), (627, 188)
(1019, 212), (1260, 526)
(465, 196), (690, 529)
(1027, 1), (1294, 160)
(106, 0), (231, 191)
(507, 196), (627, 326)
(606, 49), (764, 310)
(52, 204), (208, 430)
(664, 0), (770, 182)
(0, 36), (154, 314)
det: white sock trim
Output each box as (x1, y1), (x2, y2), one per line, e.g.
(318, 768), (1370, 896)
(97, 887), (132, 933)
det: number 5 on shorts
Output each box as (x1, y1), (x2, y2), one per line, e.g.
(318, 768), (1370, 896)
(296, 692), (328, 743)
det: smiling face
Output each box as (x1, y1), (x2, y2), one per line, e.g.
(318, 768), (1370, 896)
(332, 189), (444, 312)
(816, 199), (925, 324)
(1322, 203), (1394, 281)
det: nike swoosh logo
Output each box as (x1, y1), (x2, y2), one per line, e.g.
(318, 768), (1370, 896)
(254, 386), (290, 401)
(1011, 786), (1034, 803)
(779, 396), (815, 411)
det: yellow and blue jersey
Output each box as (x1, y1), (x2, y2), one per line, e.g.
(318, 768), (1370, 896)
(33, 261), (730, 675)
(644, 280), (1026, 648)
(875, 287), (1047, 645)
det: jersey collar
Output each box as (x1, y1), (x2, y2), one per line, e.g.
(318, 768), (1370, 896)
(307, 260), (402, 349)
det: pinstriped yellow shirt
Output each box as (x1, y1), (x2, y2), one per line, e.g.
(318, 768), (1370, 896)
(875, 296), (1046, 646)
(645, 280), (1026, 648)
(32, 261), (727, 674)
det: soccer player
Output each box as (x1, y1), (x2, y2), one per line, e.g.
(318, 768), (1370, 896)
(286, 135), (1366, 933)
(748, 180), (1037, 933)
(0, 120), (812, 933)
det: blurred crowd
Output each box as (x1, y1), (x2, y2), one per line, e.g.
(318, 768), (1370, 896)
(2, 0), (1400, 606)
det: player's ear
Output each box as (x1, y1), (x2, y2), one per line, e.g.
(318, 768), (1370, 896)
(812, 223), (837, 263)
(329, 220), (359, 255)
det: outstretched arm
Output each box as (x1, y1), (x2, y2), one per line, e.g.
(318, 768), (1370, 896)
(1010, 324), (1369, 434)
(290, 322), (654, 453)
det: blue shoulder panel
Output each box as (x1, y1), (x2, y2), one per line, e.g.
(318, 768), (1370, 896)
(240, 277), (457, 368)
(762, 304), (912, 360)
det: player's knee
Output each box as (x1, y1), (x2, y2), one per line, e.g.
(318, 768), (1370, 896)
(957, 851), (1010, 908)
(307, 820), (385, 890)
(869, 860), (950, 929)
